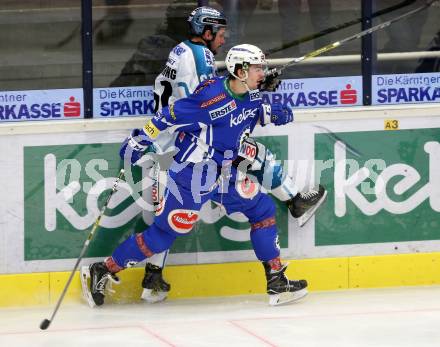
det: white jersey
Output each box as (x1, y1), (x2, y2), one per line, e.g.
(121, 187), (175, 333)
(153, 40), (217, 112)
(145, 39), (218, 272)
(152, 39), (217, 151)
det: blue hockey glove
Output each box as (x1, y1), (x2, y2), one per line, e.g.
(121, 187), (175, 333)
(259, 103), (293, 126)
(270, 103), (293, 126)
(120, 128), (153, 165)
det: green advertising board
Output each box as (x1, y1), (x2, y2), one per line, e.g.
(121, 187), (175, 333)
(24, 136), (288, 261)
(315, 128), (440, 246)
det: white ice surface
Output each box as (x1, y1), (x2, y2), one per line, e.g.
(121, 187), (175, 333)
(1, 286), (440, 347)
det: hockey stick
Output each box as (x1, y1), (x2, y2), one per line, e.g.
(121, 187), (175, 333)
(267, 0), (437, 156)
(39, 169), (125, 330)
(267, 0), (418, 55)
(277, 0), (438, 73)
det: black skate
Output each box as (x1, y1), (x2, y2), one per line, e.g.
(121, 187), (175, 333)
(263, 261), (308, 306)
(80, 262), (120, 308)
(141, 263), (171, 303)
(286, 185), (327, 227)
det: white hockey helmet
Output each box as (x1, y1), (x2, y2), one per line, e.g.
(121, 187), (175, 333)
(225, 44), (267, 79)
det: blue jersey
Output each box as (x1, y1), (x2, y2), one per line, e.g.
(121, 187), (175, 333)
(150, 76), (263, 165)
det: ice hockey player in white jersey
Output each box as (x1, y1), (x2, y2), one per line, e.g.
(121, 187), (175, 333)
(141, 6), (327, 304)
(141, 6), (227, 304)
(153, 6), (226, 111)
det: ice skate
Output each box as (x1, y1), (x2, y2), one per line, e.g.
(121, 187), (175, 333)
(286, 185), (327, 227)
(141, 263), (171, 303)
(263, 261), (308, 306)
(81, 262), (120, 308)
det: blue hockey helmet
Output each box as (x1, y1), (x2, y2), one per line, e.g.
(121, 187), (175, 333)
(187, 7), (227, 36)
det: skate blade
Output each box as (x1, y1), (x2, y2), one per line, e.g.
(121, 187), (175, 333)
(269, 288), (308, 306)
(297, 190), (328, 227)
(141, 288), (168, 303)
(80, 266), (97, 308)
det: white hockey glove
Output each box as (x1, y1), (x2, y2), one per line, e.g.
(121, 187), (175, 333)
(259, 103), (294, 126)
(119, 128), (154, 165)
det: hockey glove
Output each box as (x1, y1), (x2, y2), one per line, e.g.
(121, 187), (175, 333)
(120, 128), (153, 165)
(259, 103), (293, 126)
(270, 103), (293, 126)
(259, 68), (282, 92)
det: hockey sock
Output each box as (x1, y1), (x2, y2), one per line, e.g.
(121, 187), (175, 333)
(111, 233), (154, 269)
(250, 217), (280, 261)
(111, 223), (176, 269)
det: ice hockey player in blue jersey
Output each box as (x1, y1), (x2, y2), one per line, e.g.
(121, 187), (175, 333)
(141, 6), (326, 304)
(82, 44), (326, 307)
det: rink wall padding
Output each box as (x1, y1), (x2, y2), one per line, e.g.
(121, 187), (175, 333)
(1, 253), (440, 307)
(2, 105), (440, 307)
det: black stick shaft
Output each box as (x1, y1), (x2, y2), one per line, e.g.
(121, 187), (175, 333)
(40, 169), (125, 330)
(267, 0), (418, 55)
(278, 0), (438, 73)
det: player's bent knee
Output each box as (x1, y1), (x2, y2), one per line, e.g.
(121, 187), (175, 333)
(143, 223), (177, 254)
(247, 194), (276, 223)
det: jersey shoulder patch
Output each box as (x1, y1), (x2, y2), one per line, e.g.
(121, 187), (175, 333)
(170, 43), (187, 57)
(179, 78), (226, 115)
(193, 78), (218, 95)
(201, 46), (215, 67)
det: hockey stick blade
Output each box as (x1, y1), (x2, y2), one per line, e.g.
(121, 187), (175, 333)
(39, 169), (125, 329)
(40, 319), (51, 330)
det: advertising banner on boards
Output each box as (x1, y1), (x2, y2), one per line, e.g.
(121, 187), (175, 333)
(22, 137), (288, 261)
(0, 89), (83, 122)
